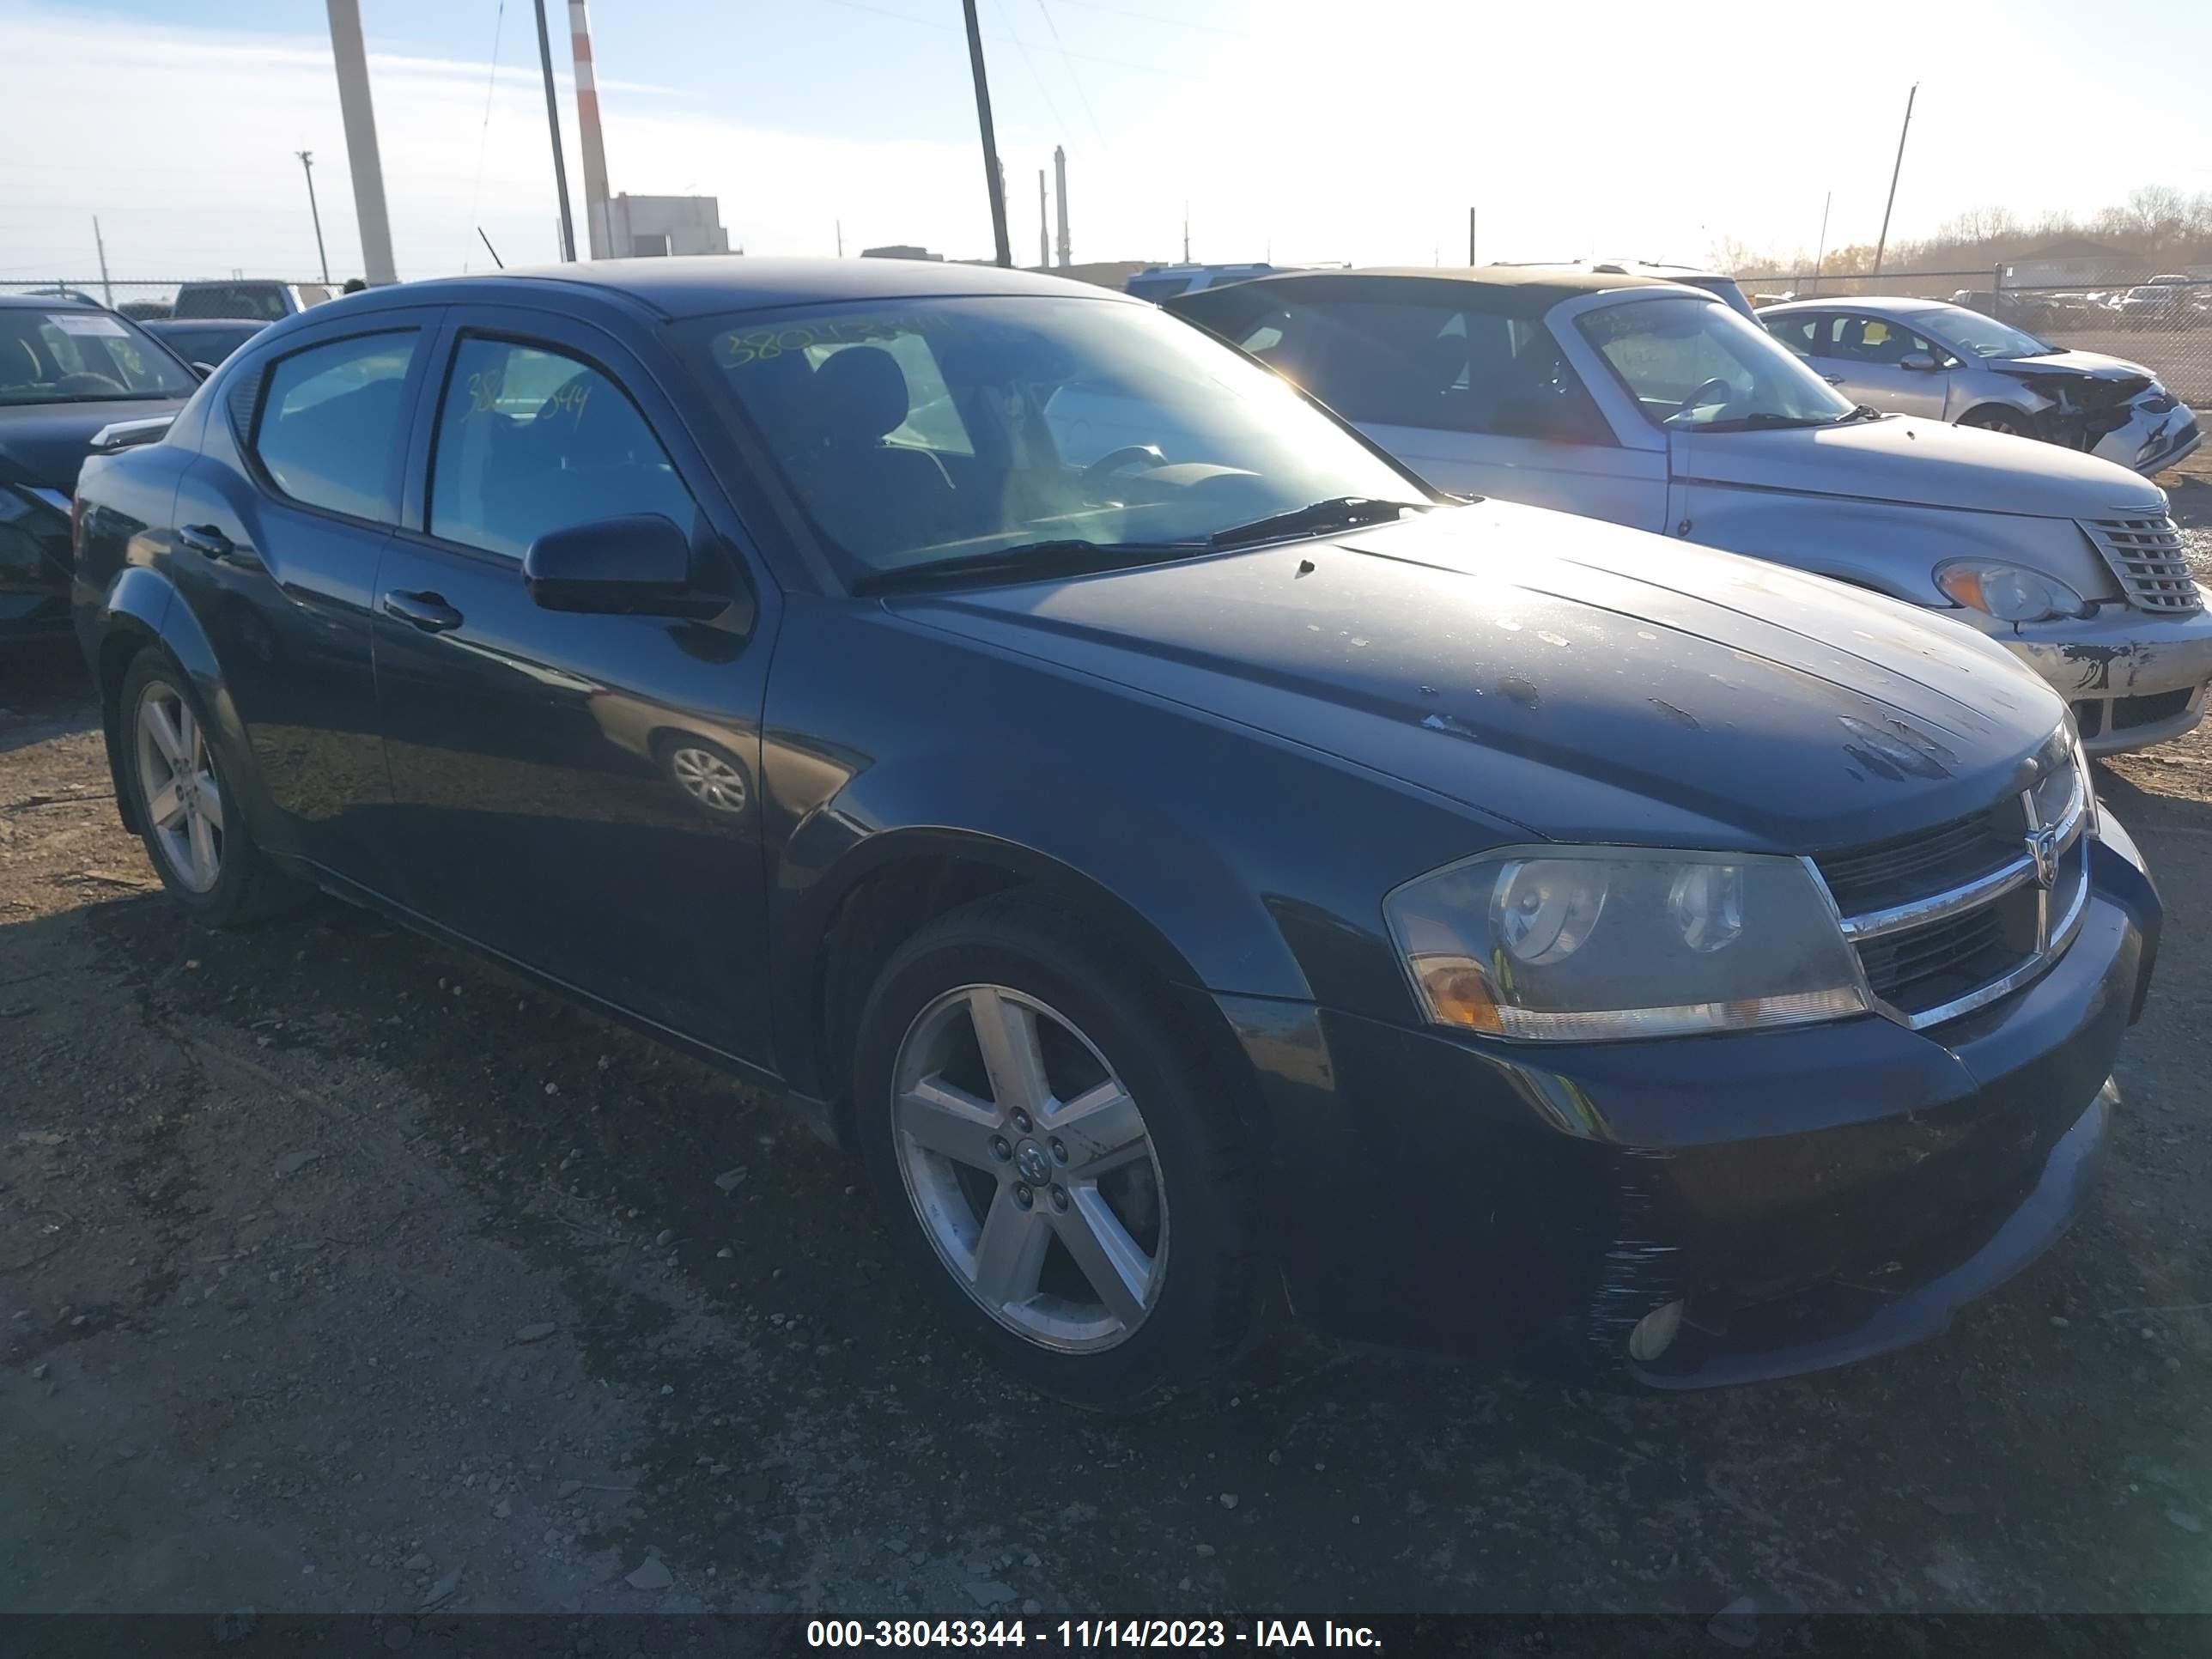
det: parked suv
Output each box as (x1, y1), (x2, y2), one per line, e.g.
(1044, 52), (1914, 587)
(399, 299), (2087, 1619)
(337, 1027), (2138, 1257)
(170, 280), (332, 321)
(1170, 267), (2212, 753)
(73, 258), (2158, 1405)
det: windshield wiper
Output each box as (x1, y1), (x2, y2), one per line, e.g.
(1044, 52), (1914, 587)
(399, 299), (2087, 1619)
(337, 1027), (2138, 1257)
(1829, 404), (1885, 425)
(1206, 496), (1426, 550)
(850, 538), (1207, 596)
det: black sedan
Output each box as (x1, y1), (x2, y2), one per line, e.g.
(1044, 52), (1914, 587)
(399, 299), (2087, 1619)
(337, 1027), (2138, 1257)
(70, 258), (2159, 1407)
(3, 294), (197, 640)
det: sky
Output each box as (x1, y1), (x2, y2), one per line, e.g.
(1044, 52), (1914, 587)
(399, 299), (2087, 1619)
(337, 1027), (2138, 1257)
(4, 0), (2212, 287)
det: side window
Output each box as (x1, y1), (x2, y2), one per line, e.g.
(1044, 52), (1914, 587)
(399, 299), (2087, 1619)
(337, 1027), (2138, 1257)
(1288, 297), (1613, 444)
(428, 337), (697, 560)
(1829, 314), (1935, 367)
(251, 331), (419, 522)
(1765, 313), (1822, 356)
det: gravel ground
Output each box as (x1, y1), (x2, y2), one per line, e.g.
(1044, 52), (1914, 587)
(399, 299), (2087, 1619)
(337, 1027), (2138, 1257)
(4, 463), (2212, 1620)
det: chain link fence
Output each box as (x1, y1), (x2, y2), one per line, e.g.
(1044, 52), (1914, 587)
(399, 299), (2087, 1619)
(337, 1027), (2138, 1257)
(1745, 267), (2212, 406)
(0, 279), (210, 319)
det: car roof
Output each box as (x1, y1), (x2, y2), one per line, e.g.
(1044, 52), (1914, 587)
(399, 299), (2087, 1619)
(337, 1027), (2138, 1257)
(333, 256), (1139, 323)
(1761, 295), (1948, 316)
(1168, 264), (1698, 318)
(0, 292), (100, 310)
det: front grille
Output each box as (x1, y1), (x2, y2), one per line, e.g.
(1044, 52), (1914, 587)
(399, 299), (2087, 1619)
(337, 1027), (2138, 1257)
(1814, 799), (2023, 915)
(1812, 735), (2088, 1028)
(2112, 687), (2196, 731)
(2081, 514), (2202, 613)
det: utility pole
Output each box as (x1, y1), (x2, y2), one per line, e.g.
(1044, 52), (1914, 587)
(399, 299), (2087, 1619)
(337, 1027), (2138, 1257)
(296, 150), (331, 285)
(532, 0), (578, 260)
(1811, 190), (1831, 295)
(1182, 202), (1189, 264)
(324, 0), (398, 284)
(1037, 170), (1048, 268)
(92, 216), (112, 307)
(962, 0), (1012, 267)
(1873, 83), (1917, 279)
(836, 219), (844, 258)
(1468, 206), (1477, 265)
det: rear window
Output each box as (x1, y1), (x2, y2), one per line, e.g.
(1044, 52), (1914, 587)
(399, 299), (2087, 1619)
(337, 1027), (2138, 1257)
(1127, 275), (1196, 302)
(174, 283), (294, 321)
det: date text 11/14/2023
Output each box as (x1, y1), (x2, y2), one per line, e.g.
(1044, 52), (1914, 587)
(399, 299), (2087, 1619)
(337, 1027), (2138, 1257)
(805, 1620), (1385, 1649)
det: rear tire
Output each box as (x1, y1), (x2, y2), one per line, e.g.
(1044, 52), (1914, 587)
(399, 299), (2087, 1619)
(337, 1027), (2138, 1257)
(851, 893), (1259, 1410)
(118, 652), (306, 927)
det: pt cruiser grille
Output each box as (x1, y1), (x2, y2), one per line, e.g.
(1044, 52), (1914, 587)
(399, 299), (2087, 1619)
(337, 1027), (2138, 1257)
(1812, 738), (2090, 1029)
(2080, 514), (2201, 614)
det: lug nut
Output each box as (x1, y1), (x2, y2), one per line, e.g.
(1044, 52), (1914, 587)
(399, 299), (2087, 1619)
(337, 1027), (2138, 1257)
(1013, 1184), (1034, 1209)
(1049, 1185), (1070, 1212)
(990, 1136), (1012, 1162)
(1050, 1138), (1068, 1164)
(1012, 1109), (1034, 1133)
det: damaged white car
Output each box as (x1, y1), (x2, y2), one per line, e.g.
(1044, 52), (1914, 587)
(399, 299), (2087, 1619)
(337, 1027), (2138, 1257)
(1761, 295), (2201, 478)
(1164, 268), (2212, 754)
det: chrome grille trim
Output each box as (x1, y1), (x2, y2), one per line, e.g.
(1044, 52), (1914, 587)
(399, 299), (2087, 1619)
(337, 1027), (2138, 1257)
(1811, 732), (2091, 1031)
(2080, 514), (2202, 613)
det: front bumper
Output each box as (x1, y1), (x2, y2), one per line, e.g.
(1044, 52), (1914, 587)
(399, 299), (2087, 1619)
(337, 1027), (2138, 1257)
(2087, 401), (2201, 476)
(1963, 602), (2212, 755)
(1218, 814), (2160, 1387)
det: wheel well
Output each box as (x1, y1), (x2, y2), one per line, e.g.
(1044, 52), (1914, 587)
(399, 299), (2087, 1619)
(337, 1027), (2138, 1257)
(1959, 402), (2033, 431)
(811, 854), (1256, 1151)
(98, 629), (151, 832)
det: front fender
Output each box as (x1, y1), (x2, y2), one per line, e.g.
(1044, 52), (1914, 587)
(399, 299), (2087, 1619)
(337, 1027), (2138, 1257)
(1677, 489), (2112, 606)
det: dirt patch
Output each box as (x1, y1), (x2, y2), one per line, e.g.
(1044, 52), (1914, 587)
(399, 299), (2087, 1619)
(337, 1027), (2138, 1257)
(3, 639), (2210, 1618)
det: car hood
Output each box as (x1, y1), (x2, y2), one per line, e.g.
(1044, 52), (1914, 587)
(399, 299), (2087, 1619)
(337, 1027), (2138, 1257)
(1988, 347), (2155, 383)
(890, 501), (2064, 852)
(0, 398), (184, 492)
(1672, 413), (2166, 518)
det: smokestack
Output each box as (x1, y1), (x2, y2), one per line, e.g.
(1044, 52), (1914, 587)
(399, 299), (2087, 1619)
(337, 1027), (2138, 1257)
(568, 0), (616, 258)
(1037, 169), (1048, 269)
(1053, 146), (1070, 268)
(325, 0), (398, 284)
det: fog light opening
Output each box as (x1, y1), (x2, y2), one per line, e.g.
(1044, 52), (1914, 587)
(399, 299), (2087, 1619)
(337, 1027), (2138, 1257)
(1627, 1299), (1685, 1364)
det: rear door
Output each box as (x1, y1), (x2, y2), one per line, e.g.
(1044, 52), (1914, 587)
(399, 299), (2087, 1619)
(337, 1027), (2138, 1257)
(370, 306), (777, 1062)
(166, 312), (440, 889)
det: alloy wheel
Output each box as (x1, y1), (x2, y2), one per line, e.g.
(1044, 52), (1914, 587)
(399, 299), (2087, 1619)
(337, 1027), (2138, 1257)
(890, 983), (1168, 1352)
(667, 744), (747, 813)
(136, 685), (225, 893)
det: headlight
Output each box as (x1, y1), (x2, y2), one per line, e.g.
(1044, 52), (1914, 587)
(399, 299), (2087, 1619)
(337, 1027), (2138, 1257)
(1383, 847), (1869, 1041)
(1933, 560), (2087, 623)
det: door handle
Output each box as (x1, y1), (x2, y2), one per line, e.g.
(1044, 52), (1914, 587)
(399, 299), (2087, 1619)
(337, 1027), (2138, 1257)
(179, 523), (236, 561)
(383, 590), (465, 633)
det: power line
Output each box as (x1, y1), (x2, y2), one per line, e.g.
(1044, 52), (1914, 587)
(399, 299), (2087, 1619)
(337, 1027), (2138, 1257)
(808, 0), (1176, 76)
(468, 0), (510, 252)
(1048, 0), (1248, 35)
(985, 0), (1070, 142)
(1031, 0), (1107, 147)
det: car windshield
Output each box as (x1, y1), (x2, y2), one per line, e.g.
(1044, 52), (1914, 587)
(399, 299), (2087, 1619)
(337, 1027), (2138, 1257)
(1577, 296), (1856, 431)
(690, 295), (1425, 585)
(0, 308), (197, 406)
(1929, 304), (2055, 360)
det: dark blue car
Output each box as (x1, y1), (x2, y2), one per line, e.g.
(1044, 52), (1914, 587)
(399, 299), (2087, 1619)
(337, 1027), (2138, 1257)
(70, 258), (2160, 1407)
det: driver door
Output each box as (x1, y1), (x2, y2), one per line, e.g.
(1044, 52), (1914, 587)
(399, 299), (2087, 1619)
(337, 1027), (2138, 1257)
(1820, 313), (1953, 417)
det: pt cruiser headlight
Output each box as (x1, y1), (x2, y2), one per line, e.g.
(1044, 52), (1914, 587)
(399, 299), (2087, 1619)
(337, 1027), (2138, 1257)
(1934, 560), (2087, 623)
(1383, 848), (1869, 1041)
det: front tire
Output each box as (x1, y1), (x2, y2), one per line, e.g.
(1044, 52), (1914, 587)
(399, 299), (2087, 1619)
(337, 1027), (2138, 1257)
(1959, 404), (2033, 439)
(852, 894), (1259, 1409)
(118, 653), (303, 927)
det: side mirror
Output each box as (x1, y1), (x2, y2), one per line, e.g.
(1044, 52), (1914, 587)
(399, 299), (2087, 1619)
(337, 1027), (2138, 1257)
(191, 361), (219, 380)
(1899, 352), (1941, 372)
(522, 514), (711, 616)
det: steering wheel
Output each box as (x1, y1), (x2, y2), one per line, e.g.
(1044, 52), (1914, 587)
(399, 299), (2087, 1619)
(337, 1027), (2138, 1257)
(1675, 377), (1735, 418)
(1081, 444), (1167, 489)
(56, 371), (127, 397)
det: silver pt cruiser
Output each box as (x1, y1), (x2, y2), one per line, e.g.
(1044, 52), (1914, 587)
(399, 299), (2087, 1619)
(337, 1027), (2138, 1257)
(1165, 268), (2212, 754)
